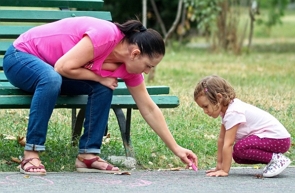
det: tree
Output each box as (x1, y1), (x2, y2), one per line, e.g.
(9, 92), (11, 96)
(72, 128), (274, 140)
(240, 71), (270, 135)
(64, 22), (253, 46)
(184, 0), (289, 53)
(148, 0), (184, 82)
(255, 0), (289, 30)
(149, 0), (167, 35)
(142, 0), (147, 26)
(248, 0), (259, 50)
(102, 0), (290, 80)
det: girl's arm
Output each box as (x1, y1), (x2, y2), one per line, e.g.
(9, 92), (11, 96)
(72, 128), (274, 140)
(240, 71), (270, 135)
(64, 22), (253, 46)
(206, 124), (225, 174)
(127, 82), (198, 166)
(206, 124), (238, 177)
(216, 125), (226, 169)
(221, 124), (238, 173)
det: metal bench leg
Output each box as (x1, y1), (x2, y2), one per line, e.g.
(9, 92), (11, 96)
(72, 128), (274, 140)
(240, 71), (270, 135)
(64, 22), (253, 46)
(112, 108), (135, 158)
(72, 107), (86, 146)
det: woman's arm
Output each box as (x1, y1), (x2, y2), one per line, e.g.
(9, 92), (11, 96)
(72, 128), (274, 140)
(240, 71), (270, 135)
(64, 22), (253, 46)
(54, 35), (98, 80)
(127, 82), (198, 166)
(54, 35), (118, 90)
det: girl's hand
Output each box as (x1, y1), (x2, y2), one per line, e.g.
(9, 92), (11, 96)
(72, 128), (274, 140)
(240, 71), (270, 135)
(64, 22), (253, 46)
(206, 163), (222, 174)
(206, 170), (228, 177)
(99, 77), (118, 90)
(205, 168), (218, 174)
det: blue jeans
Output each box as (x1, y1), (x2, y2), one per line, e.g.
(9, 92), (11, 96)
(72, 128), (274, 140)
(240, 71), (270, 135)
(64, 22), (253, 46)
(3, 45), (113, 154)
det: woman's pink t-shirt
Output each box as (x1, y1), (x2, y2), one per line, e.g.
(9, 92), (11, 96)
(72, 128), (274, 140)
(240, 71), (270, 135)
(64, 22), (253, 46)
(13, 16), (144, 87)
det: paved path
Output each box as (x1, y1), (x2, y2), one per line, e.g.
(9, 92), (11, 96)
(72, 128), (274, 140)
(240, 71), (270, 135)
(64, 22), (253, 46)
(1, 167), (294, 193)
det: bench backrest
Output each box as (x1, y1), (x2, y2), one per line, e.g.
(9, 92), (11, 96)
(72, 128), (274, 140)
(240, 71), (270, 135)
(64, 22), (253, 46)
(1, 0), (105, 9)
(0, 0), (112, 57)
(0, 1), (172, 97)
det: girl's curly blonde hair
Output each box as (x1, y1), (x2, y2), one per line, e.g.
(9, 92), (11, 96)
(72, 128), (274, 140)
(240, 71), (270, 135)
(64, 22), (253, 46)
(194, 75), (236, 107)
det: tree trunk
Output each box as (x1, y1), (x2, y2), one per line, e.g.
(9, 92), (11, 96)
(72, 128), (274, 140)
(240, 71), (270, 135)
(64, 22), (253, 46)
(164, 0), (184, 43)
(248, 0), (259, 50)
(149, 0), (167, 35)
(148, 0), (184, 82)
(178, 2), (187, 43)
(142, 0), (147, 27)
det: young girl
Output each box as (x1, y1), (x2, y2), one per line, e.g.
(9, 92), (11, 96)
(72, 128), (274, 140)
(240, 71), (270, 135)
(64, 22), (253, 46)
(194, 75), (291, 178)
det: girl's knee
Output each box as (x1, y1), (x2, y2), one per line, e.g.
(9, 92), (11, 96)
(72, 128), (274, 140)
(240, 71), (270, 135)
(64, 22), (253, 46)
(232, 155), (243, 164)
(233, 144), (245, 158)
(233, 143), (242, 153)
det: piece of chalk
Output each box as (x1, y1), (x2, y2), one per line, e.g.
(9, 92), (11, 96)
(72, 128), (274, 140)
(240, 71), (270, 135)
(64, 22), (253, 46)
(191, 163), (198, 171)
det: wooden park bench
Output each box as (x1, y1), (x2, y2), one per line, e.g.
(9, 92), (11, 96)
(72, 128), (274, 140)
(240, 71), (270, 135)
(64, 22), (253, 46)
(0, 0), (180, 158)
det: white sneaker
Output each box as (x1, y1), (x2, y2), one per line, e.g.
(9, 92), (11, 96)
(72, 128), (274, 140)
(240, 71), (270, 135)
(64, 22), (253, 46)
(262, 162), (272, 173)
(263, 153), (291, 178)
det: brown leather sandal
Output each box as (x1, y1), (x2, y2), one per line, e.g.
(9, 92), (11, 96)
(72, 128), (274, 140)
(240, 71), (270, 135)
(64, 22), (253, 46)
(20, 158), (46, 175)
(76, 155), (120, 173)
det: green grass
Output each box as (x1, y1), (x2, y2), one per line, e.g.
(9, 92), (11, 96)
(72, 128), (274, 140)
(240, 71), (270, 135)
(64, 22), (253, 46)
(140, 40), (295, 170)
(1, 12), (295, 172)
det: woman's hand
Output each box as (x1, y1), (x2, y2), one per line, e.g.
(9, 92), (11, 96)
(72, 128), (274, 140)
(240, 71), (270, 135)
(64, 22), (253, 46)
(206, 169), (228, 177)
(174, 145), (198, 169)
(99, 77), (118, 90)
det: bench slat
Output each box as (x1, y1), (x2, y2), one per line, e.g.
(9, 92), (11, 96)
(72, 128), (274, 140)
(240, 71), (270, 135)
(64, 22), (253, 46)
(0, 84), (170, 95)
(0, 95), (179, 109)
(0, 42), (13, 55)
(0, 9), (112, 54)
(1, 0), (104, 10)
(0, 10), (112, 23)
(0, 72), (170, 95)
(0, 26), (35, 39)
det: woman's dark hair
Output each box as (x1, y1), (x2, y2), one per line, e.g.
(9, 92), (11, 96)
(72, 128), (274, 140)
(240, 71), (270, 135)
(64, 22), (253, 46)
(114, 19), (165, 58)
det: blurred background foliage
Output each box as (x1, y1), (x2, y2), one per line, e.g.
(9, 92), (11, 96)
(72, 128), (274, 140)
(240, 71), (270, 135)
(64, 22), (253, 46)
(101, 0), (294, 81)
(102, 0), (293, 50)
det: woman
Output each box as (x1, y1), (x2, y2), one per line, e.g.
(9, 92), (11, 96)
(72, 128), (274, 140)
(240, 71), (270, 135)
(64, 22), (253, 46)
(3, 16), (198, 175)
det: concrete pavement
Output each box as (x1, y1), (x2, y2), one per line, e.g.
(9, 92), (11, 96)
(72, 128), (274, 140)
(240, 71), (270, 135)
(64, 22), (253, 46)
(1, 167), (295, 193)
